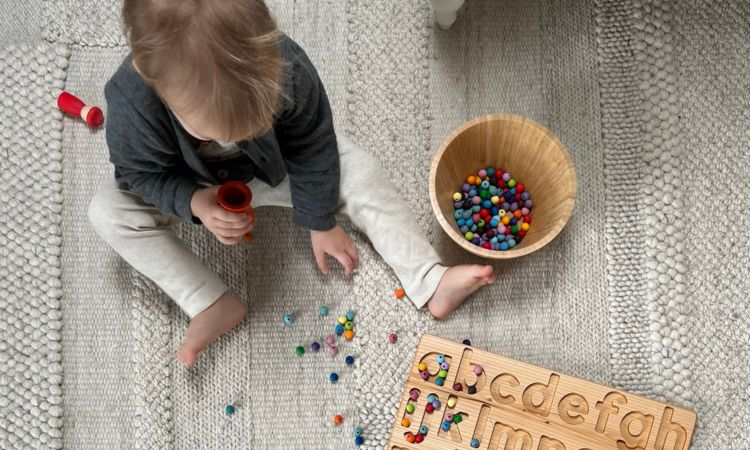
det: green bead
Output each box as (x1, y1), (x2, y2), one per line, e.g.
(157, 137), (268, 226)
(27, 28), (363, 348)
(438, 369), (448, 378)
(453, 413), (462, 424)
(480, 190), (489, 199)
(464, 232), (473, 240)
(225, 404), (235, 415)
(406, 403), (415, 414)
(510, 225), (519, 234)
(345, 321), (354, 330)
(507, 179), (517, 188)
(477, 220), (485, 228)
(295, 346), (305, 356)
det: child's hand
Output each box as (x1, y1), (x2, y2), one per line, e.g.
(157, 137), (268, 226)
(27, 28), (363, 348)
(310, 225), (359, 276)
(190, 186), (253, 245)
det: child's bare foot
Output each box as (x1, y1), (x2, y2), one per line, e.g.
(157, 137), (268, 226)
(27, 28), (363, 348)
(427, 265), (495, 319)
(177, 291), (247, 366)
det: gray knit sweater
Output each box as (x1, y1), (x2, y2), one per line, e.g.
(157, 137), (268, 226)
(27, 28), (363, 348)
(103, 35), (340, 231)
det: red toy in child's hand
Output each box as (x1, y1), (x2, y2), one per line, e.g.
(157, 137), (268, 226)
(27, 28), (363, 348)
(217, 181), (254, 243)
(57, 91), (104, 128)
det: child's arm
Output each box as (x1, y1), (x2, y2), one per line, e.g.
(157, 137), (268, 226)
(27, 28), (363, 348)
(274, 40), (340, 232)
(104, 82), (203, 222)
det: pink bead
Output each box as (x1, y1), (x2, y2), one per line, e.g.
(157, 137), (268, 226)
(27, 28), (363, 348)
(409, 389), (420, 400)
(420, 370), (430, 380)
(477, 169), (487, 178)
(471, 196), (481, 205)
(521, 207), (530, 215)
(388, 333), (398, 343)
(473, 365), (483, 375)
(325, 335), (336, 346)
(328, 346), (339, 357)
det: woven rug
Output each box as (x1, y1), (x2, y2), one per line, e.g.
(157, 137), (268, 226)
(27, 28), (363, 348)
(1, 0), (749, 449)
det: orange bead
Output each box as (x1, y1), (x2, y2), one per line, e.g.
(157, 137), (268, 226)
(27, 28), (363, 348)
(405, 432), (416, 443)
(333, 415), (344, 425)
(401, 418), (411, 427)
(394, 288), (406, 299)
(344, 330), (354, 340)
(513, 210), (522, 219)
(467, 175), (476, 185)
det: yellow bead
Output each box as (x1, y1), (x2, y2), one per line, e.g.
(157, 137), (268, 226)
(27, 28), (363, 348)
(474, 177), (481, 185)
(452, 192), (462, 201)
(502, 215), (510, 225)
(418, 362), (427, 371)
(338, 315), (347, 325)
(490, 195), (500, 205)
(498, 209), (506, 217)
(521, 223), (530, 231)
(447, 397), (457, 408)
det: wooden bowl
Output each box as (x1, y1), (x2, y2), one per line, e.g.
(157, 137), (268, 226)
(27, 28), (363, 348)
(429, 115), (576, 259)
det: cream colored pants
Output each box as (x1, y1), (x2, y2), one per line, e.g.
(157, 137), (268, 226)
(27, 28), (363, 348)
(88, 136), (447, 318)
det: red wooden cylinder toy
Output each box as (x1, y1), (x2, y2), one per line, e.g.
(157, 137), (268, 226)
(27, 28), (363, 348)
(217, 181), (254, 242)
(57, 91), (104, 128)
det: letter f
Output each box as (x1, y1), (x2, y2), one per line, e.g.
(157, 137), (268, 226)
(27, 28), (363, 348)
(595, 392), (627, 433)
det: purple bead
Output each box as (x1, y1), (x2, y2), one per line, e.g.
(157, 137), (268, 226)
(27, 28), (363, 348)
(510, 203), (518, 211)
(440, 362), (450, 370)
(521, 192), (530, 200)
(471, 237), (480, 245)
(502, 202), (511, 210)
(311, 342), (321, 352)
(460, 225), (469, 234)
(420, 370), (430, 380)
(524, 199), (533, 208)
(502, 172), (511, 182)
(453, 201), (463, 209)
(497, 225), (506, 234)
(521, 207), (530, 215)
(462, 183), (471, 192)
(509, 218), (517, 225)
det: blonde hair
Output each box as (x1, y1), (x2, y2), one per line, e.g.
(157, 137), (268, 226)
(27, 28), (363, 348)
(123, 0), (283, 141)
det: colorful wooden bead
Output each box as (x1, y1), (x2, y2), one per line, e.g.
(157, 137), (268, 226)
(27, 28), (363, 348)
(406, 403), (415, 414)
(447, 397), (457, 408)
(283, 314), (294, 326)
(337, 315), (347, 325)
(471, 438), (480, 448)
(311, 342), (320, 352)
(409, 389), (420, 400)
(402, 418), (411, 427)
(295, 346), (304, 356)
(415, 434), (424, 443)
(436, 355), (446, 364)
(344, 330), (354, 340)
(435, 377), (445, 386)
(441, 421), (451, 431)
(419, 426), (428, 435)
(354, 436), (364, 446)
(344, 321), (354, 330)
(395, 288), (406, 298)
(319, 306), (329, 316)
(453, 413), (463, 424)
(420, 370), (430, 380)
(453, 383), (463, 392)
(468, 385), (477, 395)
(437, 369), (448, 378)
(462, 339), (471, 345)
(354, 426), (363, 437)
(329, 372), (339, 383)
(328, 346), (339, 357)
(325, 335), (336, 346)
(418, 362), (427, 372)
(474, 365), (483, 375)
(405, 432), (416, 443)
(425, 403), (434, 413)
(446, 413), (454, 421)
(432, 400), (441, 410)
(427, 394), (437, 403)
(452, 192), (462, 201)
(388, 333), (398, 343)
(333, 415), (344, 425)
(440, 362), (450, 370)
(335, 324), (344, 335)
(346, 355), (355, 365)
(225, 404), (235, 415)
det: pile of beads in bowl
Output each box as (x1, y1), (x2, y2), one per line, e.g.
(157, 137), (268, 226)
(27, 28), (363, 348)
(452, 167), (533, 251)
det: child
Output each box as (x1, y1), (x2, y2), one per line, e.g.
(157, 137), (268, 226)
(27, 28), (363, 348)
(88, 0), (494, 366)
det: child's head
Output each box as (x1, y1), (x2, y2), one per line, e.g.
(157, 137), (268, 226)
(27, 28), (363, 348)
(123, 0), (282, 142)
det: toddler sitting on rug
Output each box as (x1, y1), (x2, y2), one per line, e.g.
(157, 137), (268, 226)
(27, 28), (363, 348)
(88, 0), (494, 366)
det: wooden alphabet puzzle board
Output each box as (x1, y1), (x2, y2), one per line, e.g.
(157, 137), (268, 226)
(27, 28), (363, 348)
(388, 335), (696, 450)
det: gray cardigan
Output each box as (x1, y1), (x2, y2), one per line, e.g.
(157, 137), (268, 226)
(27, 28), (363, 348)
(104, 35), (340, 231)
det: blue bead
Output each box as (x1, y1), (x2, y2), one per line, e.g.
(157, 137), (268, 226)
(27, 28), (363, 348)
(491, 206), (499, 215)
(465, 219), (474, 227)
(346, 355), (355, 366)
(319, 306), (329, 316)
(471, 237), (479, 245)
(502, 202), (511, 210)
(311, 342), (320, 352)
(345, 311), (354, 321)
(510, 217), (517, 225)
(482, 200), (492, 208)
(329, 372), (339, 383)
(487, 168), (496, 177)
(427, 393), (437, 402)
(499, 242), (509, 251)
(471, 205), (481, 212)
(435, 377), (445, 386)
(225, 404), (235, 415)
(419, 426), (428, 435)
(471, 226), (477, 233)
(457, 218), (466, 226)
(509, 188), (516, 195)
(354, 427), (363, 437)
(480, 180), (490, 189)
(335, 324), (344, 335)
(441, 421), (451, 431)
(521, 192), (530, 200)
(488, 186), (498, 195)
(453, 210), (463, 219)
(469, 189), (477, 196)
(462, 339), (472, 345)
(510, 203), (518, 211)
(460, 225), (469, 234)
(490, 237), (498, 244)
(508, 239), (517, 248)
(283, 314), (294, 326)
(471, 438), (480, 448)
(453, 201), (463, 209)
(462, 210), (472, 220)
(354, 436), (364, 446)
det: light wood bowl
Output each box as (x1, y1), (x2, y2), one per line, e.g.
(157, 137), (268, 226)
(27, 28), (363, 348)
(429, 115), (576, 259)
